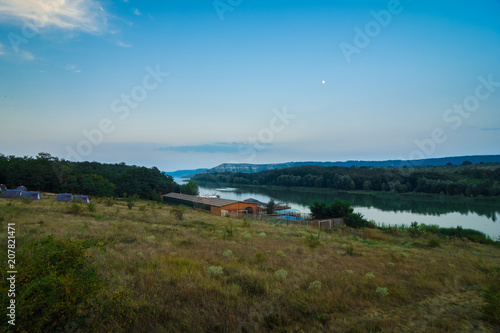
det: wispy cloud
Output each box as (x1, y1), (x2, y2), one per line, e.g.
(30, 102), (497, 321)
(159, 143), (245, 154)
(116, 40), (132, 48)
(65, 64), (81, 73)
(20, 51), (34, 61)
(0, 0), (108, 33)
(133, 8), (140, 16)
(0, 43), (5, 55)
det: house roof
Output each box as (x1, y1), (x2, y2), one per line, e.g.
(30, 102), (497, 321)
(163, 192), (254, 208)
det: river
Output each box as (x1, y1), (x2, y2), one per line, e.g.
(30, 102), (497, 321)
(176, 178), (500, 239)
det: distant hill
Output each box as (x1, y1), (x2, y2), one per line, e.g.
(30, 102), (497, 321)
(164, 168), (208, 178)
(194, 155), (500, 175)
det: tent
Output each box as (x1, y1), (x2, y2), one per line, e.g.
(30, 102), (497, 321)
(21, 191), (41, 201)
(54, 193), (73, 202)
(74, 195), (89, 204)
(16, 186), (28, 191)
(0, 189), (23, 199)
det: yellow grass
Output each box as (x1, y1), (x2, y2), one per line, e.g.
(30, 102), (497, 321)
(1, 197), (499, 332)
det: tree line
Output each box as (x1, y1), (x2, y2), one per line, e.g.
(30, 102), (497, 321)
(0, 153), (183, 200)
(192, 164), (500, 197)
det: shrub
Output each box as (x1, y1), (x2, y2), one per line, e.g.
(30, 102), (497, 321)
(222, 250), (233, 257)
(427, 238), (441, 248)
(409, 222), (422, 237)
(345, 212), (367, 228)
(275, 269), (288, 280)
(276, 250), (286, 258)
(104, 198), (114, 206)
(87, 202), (96, 212)
(308, 280), (321, 291)
(207, 266), (224, 277)
(127, 201), (134, 210)
(305, 234), (321, 249)
(0, 235), (134, 332)
(242, 218), (251, 228)
(310, 199), (353, 219)
(125, 193), (139, 210)
(170, 206), (187, 220)
(376, 287), (389, 297)
(68, 202), (83, 215)
(345, 243), (355, 256)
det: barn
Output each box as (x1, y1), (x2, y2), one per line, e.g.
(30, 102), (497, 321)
(162, 192), (258, 217)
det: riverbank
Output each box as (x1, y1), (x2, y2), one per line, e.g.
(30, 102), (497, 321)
(196, 180), (500, 203)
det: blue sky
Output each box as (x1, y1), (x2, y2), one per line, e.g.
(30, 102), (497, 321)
(0, 0), (499, 171)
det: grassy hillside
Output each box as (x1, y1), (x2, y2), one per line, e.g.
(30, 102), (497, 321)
(1, 198), (500, 332)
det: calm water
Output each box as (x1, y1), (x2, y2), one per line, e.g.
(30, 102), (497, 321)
(177, 179), (500, 239)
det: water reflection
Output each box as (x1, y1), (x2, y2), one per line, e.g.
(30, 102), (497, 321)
(194, 181), (500, 238)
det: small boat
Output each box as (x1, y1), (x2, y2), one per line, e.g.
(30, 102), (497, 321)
(205, 193), (221, 198)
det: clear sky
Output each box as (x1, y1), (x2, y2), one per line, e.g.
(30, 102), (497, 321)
(0, 0), (499, 171)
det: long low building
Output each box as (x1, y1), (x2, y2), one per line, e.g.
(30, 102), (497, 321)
(162, 192), (257, 217)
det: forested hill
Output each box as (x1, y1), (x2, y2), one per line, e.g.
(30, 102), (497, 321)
(192, 163), (500, 197)
(0, 153), (179, 200)
(197, 155), (500, 175)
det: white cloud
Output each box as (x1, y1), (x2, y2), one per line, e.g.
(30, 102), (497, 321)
(20, 51), (34, 61)
(133, 8), (140, 16)
(0, 0), (108, 34)
(116, 40), (132, 48)
(0, 43), (4, 55)
(65, 64), (81, 73)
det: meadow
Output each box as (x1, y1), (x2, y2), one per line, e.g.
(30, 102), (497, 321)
(1, 198), (499, 332)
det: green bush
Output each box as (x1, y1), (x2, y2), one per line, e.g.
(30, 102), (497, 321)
(427, 238), (441, 248)
(170, 206), (188, 220)
(0, 235), (135, 332)
(104, 198), (114, 206)
(87, 202), (96, 212)
(207, 266), (224, 278)
(305, 234), (321, 248)
(310, 199), (353, 219)
(345, 212), (367, 228)
(68, 202), (83, 215)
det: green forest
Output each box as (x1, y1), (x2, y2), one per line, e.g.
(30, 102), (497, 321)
(0, 153), (179, 200)
(192, 163), (500, 197)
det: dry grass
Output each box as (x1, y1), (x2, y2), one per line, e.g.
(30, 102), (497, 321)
(1, 197), (500, 332)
